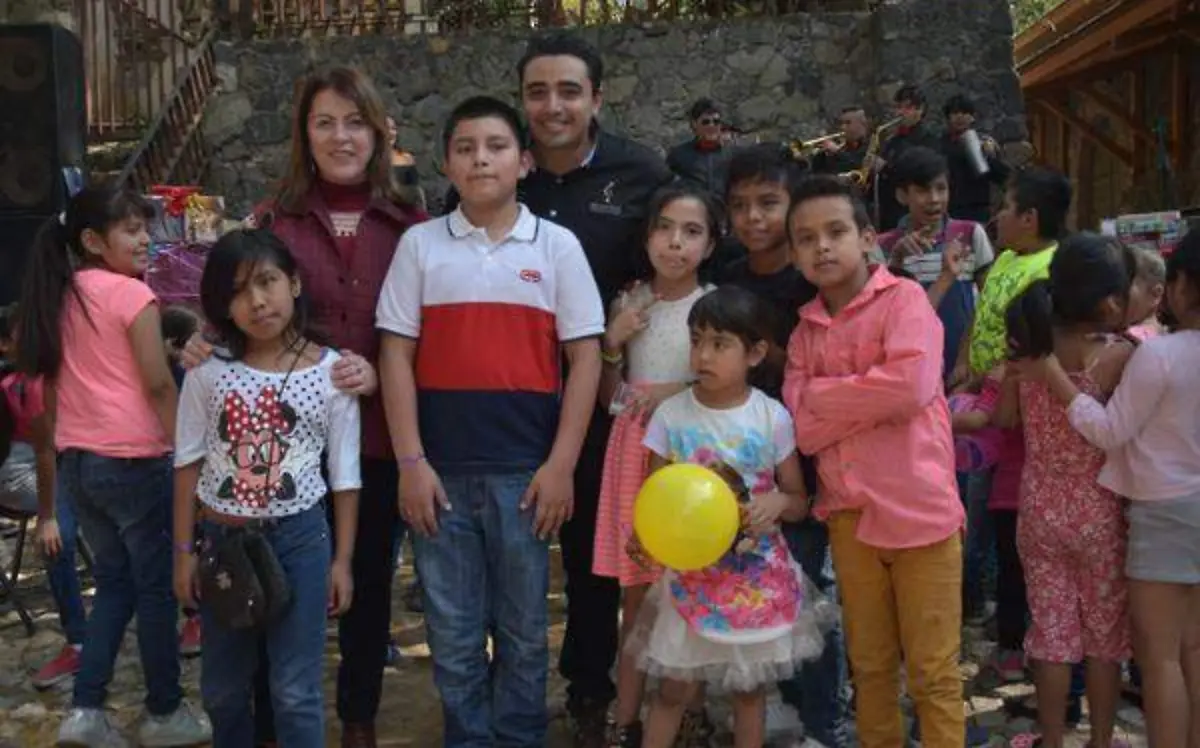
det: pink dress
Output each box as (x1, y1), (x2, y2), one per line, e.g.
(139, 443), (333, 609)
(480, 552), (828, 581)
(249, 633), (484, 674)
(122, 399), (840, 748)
(1017, 368), (1130, 664)
(592, 287), (708, 587)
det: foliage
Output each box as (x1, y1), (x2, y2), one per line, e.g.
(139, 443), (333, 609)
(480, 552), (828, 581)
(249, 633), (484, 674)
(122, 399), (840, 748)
(1011, 0), (1065, 34)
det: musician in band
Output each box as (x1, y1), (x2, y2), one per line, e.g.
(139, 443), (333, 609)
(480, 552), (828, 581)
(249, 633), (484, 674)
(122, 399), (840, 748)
(940, 93), (1010, 225)
(874, 84), (941, 231)
(811, 106), (870, 176)
(666, 98), (732, 197)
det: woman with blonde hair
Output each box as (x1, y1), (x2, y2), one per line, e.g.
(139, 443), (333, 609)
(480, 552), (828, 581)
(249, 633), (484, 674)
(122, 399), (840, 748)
(182, 65), (427, 748)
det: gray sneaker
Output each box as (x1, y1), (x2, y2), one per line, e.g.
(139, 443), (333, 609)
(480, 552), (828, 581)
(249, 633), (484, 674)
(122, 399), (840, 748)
(57, 707), (130, 748)
(136, 701), (212, 747)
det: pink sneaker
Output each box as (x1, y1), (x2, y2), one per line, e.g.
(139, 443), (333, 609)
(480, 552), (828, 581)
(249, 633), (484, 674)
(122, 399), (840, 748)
(991, 648), (1026, 682)
(179, 615), (202, 657)
(32, 645), (81, 689)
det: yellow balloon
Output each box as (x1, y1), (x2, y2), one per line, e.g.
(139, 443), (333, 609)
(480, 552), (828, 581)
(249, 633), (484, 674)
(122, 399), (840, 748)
(633, 463), (740, 571)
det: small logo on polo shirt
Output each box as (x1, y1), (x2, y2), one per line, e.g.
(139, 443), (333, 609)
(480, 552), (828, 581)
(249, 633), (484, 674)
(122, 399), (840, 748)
(520, 269), (542, 283)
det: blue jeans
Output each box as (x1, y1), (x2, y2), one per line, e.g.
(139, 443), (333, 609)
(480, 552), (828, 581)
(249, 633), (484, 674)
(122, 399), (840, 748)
(60, 450), (182, 715)
(200, 506), (331, 748)
(48, 478), (88, 645)
(413, 472), (550, 748)
(778, 519), (848, 748)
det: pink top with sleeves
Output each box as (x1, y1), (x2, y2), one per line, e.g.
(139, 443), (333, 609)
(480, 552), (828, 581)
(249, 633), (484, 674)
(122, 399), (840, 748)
(1066, 330), (1200, 501)
(783, 266), (963, 549)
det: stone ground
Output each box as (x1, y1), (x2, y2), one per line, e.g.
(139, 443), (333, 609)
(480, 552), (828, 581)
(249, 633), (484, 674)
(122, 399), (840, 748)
(0, 525), (1147, 747)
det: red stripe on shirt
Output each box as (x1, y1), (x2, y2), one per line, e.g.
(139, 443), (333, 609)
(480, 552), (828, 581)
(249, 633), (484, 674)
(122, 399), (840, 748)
(416, 302), (560, 393)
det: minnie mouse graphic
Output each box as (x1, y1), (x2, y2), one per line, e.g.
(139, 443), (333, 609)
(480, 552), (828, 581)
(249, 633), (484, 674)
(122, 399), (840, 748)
(216, 386), (299, 509)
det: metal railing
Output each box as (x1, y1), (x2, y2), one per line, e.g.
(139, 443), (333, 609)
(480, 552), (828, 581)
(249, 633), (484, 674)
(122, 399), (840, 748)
(115, 28), (219, 190)
(226, 0), (873, 36)
(74, 0), (213, 138)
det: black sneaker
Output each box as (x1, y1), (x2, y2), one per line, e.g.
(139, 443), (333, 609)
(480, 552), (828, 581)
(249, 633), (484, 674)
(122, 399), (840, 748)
(568, 696), (610, 748)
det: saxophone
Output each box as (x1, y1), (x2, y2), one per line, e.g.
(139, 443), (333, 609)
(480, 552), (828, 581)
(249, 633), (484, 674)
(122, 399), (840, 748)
(840, 116), (905, 187)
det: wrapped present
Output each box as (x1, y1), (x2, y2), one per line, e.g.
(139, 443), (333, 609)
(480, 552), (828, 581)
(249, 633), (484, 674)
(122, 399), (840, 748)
(145, 242), (209, 311)
(186, 194), (226, 244)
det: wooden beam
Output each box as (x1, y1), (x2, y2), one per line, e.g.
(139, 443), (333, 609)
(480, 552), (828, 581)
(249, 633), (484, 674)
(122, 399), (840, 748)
(1130, 67), (1146, 176)
(1021, 0), (1177, 89)
(1037, 98), (1134, 167)
(1106, 13), (1200, 50)
(1028, 37), (1172, 93)
(1075, 81), (1157, 147)
(1170, 39), (1190, 175)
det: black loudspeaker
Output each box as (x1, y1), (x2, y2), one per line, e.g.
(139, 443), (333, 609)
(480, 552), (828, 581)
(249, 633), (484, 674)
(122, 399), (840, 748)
(0, 24), (85, 305)
(0, 24), (86, 217)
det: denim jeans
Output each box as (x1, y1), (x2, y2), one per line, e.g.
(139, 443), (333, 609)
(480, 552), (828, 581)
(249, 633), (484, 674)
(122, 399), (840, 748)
(779, 518), (848, 748)
(48, 477), (88, 645)
(200, 506), (331, 748)
(60, 450), (182, 715)
(413, 471), (550, 748)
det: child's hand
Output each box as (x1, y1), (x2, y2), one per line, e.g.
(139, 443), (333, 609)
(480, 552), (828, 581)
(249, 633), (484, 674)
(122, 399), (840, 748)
(522, 458), (574, 540)
(399, 461), (451, 537)
(890, 231), (931, 263)
(173, 552), (199, 609)
(745, 491), (793, 534)
(604, 284), (656, 350)
(1007, 354), (1059, 383)
(626, 382), (686, 425)
(38, 518), (63, 558)
(940, 238), (970, 280)
(327, 558), (354, 617)
(625, 531), (655, 571)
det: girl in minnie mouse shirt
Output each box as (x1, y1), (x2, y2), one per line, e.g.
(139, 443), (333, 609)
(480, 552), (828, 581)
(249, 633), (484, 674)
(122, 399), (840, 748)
(172, 228), (361, 748)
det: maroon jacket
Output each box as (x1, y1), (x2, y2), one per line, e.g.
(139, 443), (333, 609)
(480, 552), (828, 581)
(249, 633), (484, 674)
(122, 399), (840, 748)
(252, 188), (427, 460)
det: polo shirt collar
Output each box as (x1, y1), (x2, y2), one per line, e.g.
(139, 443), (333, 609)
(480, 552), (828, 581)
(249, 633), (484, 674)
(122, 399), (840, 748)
(447, 203), (539, 243)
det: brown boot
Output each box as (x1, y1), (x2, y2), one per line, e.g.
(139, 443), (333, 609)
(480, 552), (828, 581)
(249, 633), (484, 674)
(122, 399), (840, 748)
(341, 722), (377, 748)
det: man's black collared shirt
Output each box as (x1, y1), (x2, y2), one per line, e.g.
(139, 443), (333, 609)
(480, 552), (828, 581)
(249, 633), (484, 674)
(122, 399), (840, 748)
(521, 130), (675, 307)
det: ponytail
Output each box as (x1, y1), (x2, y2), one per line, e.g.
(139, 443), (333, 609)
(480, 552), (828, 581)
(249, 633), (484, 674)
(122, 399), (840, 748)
(16, 216), (76, 377)
(1005, 280), (1054, 359)
(15, 186), (155, 377)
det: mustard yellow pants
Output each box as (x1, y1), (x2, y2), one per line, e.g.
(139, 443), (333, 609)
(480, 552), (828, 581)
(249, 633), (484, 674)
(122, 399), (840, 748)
(827, 512), (965, 748)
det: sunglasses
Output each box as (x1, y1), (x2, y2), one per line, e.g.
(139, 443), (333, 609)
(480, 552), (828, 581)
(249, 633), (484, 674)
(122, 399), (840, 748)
(698, 115), (721, 126)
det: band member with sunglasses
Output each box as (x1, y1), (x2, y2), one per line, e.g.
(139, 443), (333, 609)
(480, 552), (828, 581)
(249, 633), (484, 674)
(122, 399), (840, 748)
(667, 98), (732, 197)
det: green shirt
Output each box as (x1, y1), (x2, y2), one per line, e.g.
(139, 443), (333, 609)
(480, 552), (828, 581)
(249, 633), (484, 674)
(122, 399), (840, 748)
(968, 243), (1057, 374)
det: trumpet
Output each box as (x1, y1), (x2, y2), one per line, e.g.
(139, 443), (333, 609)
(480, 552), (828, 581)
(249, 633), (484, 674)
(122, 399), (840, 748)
(839, 116), (905, 187)
(787, 132), (846, 163)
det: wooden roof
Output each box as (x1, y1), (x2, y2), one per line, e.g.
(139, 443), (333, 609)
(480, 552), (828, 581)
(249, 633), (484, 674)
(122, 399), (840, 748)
(1014, 0), (1198, 90)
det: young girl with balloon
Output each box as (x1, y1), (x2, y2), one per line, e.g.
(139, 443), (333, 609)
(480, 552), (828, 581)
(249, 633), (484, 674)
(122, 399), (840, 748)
(592, 185), (719, 747)
(631, 285), (832, 748)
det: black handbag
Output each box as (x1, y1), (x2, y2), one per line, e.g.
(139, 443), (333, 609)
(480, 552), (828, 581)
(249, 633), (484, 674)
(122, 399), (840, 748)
(198, 526), (293, 631)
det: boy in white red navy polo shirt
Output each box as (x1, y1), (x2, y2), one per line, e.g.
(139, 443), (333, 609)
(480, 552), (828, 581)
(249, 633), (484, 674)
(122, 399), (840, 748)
(376, 95), (604, 748)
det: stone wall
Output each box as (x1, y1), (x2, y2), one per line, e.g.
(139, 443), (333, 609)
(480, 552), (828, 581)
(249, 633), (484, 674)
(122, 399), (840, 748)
(202, 0), (1025, 216)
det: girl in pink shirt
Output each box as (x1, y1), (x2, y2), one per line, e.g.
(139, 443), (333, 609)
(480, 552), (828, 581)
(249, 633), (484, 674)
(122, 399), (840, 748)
(783, 176), (964, 748)
(1001, 232), (1137, 748)
(16, 186), (210, 747)
(1016, 232), (1200, 748)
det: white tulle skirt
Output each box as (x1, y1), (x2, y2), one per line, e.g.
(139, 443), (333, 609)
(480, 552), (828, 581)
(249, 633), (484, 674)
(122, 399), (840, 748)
(627, 563), (838, 694)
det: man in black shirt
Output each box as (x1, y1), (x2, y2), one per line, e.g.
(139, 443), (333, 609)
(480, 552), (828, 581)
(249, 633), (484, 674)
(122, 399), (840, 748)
(666, 98), (731, 198)
(811, 105), (870, 179)
(514, 33), (674, 746)
(940, 93), (1009, 225)
(875, 85), (941, 231)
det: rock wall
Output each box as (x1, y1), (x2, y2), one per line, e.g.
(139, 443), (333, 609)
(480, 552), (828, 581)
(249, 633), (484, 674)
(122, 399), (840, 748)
(203, 0), (1024, 216)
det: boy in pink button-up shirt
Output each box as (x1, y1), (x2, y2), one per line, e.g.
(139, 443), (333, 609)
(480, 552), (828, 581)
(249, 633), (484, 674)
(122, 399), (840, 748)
(783, 175), (965, 748)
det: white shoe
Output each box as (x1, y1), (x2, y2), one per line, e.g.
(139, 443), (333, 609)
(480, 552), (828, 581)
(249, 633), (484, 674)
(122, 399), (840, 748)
(57, 707), (130, 748)
(136, 701), (212, 747)
(764, 691), (804, 740)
